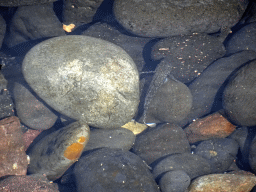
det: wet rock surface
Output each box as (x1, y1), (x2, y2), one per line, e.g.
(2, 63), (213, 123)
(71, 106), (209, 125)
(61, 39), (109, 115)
(194, 138), (239, 173)
(188, 172), (256, 192)
(27, 121), (90, 181)
(153, 153), (212, 180)
(83, 127), (135, 152)
(113, 0), (248, 38)
(0, 116), (28, 177)
(13, 82), (58, 130)
(22, 35), (140, 129)
(133, 123), (190, 165)
(74, 148), (160, 192)
(151, 33), (226, 83)
(223, 60), (256, 126)
(184, 112), (236, 144)
(0, 1), (256, 191)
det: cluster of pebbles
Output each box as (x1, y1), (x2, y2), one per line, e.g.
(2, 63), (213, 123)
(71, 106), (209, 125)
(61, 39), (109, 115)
(0, 0), (256, 191)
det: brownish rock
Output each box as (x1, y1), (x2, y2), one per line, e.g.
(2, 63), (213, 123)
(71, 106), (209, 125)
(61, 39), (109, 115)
(22, 129), (42, 151)
(184, 112), (236, 144)
(188, 172), (256, 192)
(0, 116), (28, 177)
(0, 174), (59, 191)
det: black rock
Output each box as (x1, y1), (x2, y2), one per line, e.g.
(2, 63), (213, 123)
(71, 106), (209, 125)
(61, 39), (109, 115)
(4, 3), (65, 48)
(133, 123), (190, 165)
(113, 0), (248, 37)
(151, 33), (226, 83)
(153, 153), (212, 180)
(74, 148), (160, 192)
(226, 22), (256, 54)
(223, 60), (256, 126)
(159, 170), (190, 192)
(194, 138), (239, 173)
(179, 50), (256, 127)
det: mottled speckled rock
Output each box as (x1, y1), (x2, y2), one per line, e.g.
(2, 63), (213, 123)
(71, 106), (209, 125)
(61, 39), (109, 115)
(223, 60), (256, 126)
(153, 153), (212, 180)
(113, 0), (248, 37)
(74, 148), (160, 192)
(82, 22), (152, 72)
(0, 116), (28, 177)
(83, 128), (135, 151)
(188, 172), (256, 192)
(179, 50), (256, 127)
(22, 35), (140, 129)
(133, 123), (190, 165)
(226, 22), (256, 54)
(151, 33), (226, 83)
(27, 121), (90, 181)
(0, 174), (59, 192)
(194, 138), (239, 173)
(14, 82), (58, 130)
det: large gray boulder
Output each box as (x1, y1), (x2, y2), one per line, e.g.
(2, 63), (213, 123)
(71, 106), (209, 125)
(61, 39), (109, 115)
(22, 35), (140, 129)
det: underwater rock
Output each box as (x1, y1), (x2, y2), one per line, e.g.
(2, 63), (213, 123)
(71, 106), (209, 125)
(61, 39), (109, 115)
(27, 121), (90, 181)
(14, 82), (58, 130)
(223, 60), (256, 126)
(22, 35), (140, 129)
(113, 0), (248, 37)
(74, 148), (160, 192)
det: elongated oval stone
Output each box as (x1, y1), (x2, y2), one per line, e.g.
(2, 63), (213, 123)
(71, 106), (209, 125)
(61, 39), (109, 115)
(22, 35), (140, 129)
(27, 121), (90, 181)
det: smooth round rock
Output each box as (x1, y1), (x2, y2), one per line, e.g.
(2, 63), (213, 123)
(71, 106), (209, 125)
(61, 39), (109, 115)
(22, 35), (140, 129)
(153, 153), (212, 180)
(223, 60), (256, 126)
(133, 123), (190, 165)
(13, 82), (58, 130)
(194, 138), (239, 173)
(113, 0), (248, 37)
(74, 148), (160, 192)
(159, 170), (191, 192)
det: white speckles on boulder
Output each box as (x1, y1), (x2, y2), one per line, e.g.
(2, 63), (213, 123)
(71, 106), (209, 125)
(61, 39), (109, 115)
(22, 35), (140, 129)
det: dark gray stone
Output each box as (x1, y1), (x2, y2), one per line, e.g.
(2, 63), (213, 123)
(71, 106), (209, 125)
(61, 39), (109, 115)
(179, 50), (256, 127)
(226, 22), (256, 54)
(133, 123), (191, 165)
(113, 0), (248, 37)
(22, 35), (140, 129)
(151, 33), (226, 83)
(82, 22), (152, 72)
(249, 135), (256, 174)
(140, 62), (192, 125)
(194, 138), (239, 173)
(13, 82), (58, 130)
(223, 60), (256, 126)
(63, 0), (104, 27)
(153, 153), (212, 180)
(74, 148), (160, 192)
(159, 170), (190, 192)
(83, 128), (135, 151)
(27, 121), (90, 181)
(0, 0), (57, 6)
(0, 15), (6, 49)
(4, 3), (65, 48)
